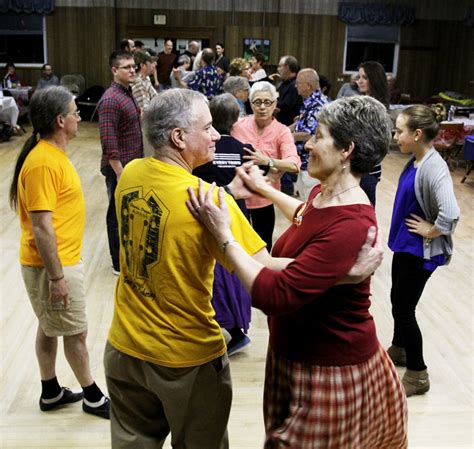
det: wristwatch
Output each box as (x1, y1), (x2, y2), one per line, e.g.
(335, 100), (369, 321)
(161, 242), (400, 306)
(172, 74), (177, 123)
(268, 158), (275, 168)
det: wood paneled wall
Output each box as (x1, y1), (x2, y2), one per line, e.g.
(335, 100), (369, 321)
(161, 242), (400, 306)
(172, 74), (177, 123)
(13, 4), (474, 99)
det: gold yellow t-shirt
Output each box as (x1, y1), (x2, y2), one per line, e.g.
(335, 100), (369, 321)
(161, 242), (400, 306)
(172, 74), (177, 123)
(18, 140), (85, 266)
(108, 157), (266, 367)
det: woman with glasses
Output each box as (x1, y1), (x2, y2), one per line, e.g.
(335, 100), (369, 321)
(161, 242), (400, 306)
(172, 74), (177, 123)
(232, 81), (300, 250)
(188, 96), (407, 448)
(229, 57), (252, 80)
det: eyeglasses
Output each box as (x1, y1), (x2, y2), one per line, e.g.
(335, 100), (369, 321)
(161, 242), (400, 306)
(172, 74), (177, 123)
(117, 64), (136, 71)
(251, 99), (275, 108)
(64, 110), (80, 118)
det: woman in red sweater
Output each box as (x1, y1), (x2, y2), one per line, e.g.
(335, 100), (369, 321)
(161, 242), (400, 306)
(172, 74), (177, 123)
(188, 96), (407, 448)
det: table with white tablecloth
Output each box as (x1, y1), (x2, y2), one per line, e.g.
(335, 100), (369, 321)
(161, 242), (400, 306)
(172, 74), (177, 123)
(3, 87), (32, 106)
(0, 96), (19, 127)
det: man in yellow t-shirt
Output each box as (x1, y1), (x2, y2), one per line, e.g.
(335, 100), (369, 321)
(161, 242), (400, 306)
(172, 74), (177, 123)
(9, 86), (109, 419)
(104, 89), (267, 448)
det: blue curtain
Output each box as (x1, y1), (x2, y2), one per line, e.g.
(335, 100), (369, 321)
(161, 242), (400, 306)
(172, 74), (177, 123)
(338, 2), (415, 26)
(0, 0), (54, 14)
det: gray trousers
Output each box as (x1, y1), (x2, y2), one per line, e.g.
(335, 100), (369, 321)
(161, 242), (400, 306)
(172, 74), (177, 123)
(104, 342), (232, 449)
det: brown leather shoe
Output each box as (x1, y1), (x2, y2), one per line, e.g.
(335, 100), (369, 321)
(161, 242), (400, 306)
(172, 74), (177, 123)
(403, 369), (430, 397)
(387, 345), (406, 367)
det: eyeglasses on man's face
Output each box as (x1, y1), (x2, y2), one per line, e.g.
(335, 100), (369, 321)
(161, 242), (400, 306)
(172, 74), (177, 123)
(251, 99), (275, 108)
(64, 110), (80, 118)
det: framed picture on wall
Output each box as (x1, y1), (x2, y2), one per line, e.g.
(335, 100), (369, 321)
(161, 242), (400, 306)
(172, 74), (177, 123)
(243, 38), (270, 61)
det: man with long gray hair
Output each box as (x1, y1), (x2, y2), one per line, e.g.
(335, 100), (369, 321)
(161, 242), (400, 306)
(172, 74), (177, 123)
(103, 88), (266, 448)
(9, 86), (109, 419)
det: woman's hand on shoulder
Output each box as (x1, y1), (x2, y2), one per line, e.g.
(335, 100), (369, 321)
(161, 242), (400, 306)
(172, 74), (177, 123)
(186, 179), (233, 242)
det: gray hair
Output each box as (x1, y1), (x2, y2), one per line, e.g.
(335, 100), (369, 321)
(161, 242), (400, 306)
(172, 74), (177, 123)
(316, 96), (392, 175)
(177, 54), (191, 66)
(29, 86), (73, 136)
(249, 81), (278, 102)
(9, 86), (73, 211)
(209, 93), (240, 134)
(144, 89), (207, 150)
(222, 76), (249, 96)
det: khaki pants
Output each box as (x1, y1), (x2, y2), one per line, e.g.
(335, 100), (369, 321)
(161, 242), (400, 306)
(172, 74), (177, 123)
(104, 342), (232, 449)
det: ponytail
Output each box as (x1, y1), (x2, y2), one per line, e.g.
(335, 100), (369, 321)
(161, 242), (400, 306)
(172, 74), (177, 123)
(9, 132), (39, 211)
(8, 86), (72, 211)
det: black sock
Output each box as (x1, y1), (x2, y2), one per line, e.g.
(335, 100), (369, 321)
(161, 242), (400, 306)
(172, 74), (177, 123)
(83, 382), (103, 403)
(41, 377), (62, 399)
(227, 327), (246, 342)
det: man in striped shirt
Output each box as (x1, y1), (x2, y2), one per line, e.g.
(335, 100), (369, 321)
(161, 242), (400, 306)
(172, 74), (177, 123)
(98, 51), (144, 275)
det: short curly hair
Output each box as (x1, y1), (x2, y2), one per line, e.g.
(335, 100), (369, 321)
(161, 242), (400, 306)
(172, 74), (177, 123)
(229, 58), (249, 76)
(316, 96), (392, 175)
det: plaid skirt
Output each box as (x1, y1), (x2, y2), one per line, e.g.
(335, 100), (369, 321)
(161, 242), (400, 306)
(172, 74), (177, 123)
(263, 345), (408, 449)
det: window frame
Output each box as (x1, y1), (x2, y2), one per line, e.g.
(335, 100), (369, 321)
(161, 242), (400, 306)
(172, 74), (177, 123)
(342, 24), (400, 76)
(0, 15), (47, 67)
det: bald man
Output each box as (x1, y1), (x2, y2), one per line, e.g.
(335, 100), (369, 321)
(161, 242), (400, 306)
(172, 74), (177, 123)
(184, 40), (200, 68)
(290, 68), (329, 200)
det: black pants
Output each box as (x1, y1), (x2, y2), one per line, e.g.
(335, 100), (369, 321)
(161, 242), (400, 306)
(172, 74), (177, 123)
(390, 252), (433, 371)
(248, 204), (275, 252)
(360, 173), (380, 206)
(101, 165), (120, 271)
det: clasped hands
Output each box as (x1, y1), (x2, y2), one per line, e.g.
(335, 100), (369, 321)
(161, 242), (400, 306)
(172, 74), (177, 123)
(226, 162), (279, 200)
(186, 164), (270, 238)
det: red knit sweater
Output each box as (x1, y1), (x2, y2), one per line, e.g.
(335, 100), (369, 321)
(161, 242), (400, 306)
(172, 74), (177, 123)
(251, 189), (379, 366)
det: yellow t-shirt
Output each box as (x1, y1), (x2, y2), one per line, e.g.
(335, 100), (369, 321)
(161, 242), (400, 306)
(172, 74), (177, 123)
(18, 140), (85, 266)
(108, 157), (266, 367)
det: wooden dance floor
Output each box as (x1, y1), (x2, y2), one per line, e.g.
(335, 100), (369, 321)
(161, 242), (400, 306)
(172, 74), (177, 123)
(0, 122), (472, 448)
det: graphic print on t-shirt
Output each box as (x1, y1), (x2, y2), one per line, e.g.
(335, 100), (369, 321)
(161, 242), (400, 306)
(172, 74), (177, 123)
(119, 187), (170, 297)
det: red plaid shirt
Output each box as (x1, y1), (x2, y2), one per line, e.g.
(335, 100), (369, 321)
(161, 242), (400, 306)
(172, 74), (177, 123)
(99, 82), (143, 169)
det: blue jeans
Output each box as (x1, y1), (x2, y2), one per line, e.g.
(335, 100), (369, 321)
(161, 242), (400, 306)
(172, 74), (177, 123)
(101, 165), (120, 271)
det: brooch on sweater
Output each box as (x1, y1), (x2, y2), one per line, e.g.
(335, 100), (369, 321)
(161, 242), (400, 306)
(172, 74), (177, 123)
(293, 202), (308, 227)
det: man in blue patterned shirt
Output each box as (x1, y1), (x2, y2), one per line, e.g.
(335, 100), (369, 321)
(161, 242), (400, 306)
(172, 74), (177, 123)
(187, 48), (224, 99)
(290, 68), (328, 200)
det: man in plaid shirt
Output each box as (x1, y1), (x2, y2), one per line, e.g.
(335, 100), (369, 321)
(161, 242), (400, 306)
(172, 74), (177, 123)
(99, 51), (143, 274)
(131, 51), (157, 113)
